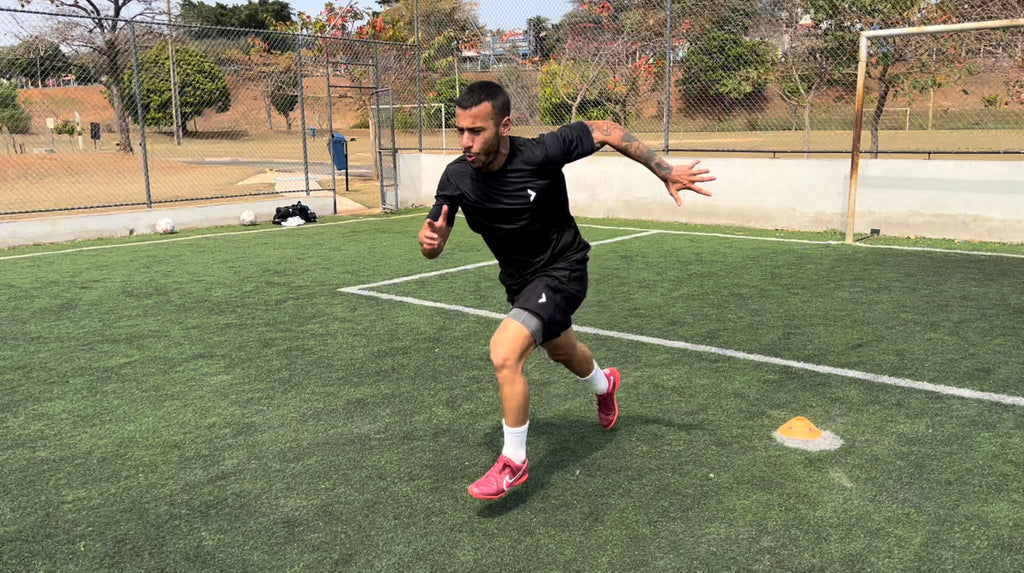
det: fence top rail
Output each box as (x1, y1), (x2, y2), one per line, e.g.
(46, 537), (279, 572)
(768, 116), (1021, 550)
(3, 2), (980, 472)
(862, 18), (1024, 39)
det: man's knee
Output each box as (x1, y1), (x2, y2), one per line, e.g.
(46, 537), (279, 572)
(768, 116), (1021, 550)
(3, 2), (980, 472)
(489, 343), (524, 375)
(489, 323), (533, 375)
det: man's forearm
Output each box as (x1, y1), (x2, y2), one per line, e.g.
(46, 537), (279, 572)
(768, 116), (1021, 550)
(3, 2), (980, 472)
(587, 121), (673, 181)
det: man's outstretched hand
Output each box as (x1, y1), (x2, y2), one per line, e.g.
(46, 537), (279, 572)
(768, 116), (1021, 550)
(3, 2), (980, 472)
(665, 160), (715, 206)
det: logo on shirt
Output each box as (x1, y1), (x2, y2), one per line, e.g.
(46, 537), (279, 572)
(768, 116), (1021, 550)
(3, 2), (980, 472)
(527, 189), (536, 202)
(538, 292), (547, 303)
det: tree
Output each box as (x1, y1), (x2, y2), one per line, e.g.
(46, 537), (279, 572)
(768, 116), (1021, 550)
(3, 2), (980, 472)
(808, 0), (959, 156)
(6, 37), (70, 88)
(179, 0), (294, 29)
(19, 0), (164, 155)
(426, 75), (471, 126)
(677, 31), (774, 120)
(538, 1), (659, 125)
(120, 40), (231, 132)
(181, 0), (296, 51)
(526, 15), (551, 59)
(769, 3), (858, 155)
(0, 82), (32, 150)
(268, 58), (300, 130)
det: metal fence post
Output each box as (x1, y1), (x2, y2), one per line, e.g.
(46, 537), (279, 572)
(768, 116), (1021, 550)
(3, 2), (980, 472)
(664, 0), (672, 153)
(129, 23), (153, 208)
(296, 33), (314, 201)
(415, 0), (422, 152)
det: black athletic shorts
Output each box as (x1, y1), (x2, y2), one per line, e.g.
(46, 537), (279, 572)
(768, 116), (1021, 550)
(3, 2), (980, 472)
(507, 263), (588, 344)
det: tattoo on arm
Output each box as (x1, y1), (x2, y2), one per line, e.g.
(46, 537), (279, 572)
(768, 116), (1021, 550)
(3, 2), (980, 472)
(589, 121), (672, 179)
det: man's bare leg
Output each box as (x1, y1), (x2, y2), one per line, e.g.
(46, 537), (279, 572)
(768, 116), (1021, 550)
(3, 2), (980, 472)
(544, 327), (620, 429)
(467, 318), (537, 500)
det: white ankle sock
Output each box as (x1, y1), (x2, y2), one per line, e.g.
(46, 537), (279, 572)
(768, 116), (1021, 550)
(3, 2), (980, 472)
(579, 361), (610, 394)
(501, 419), (529, 464)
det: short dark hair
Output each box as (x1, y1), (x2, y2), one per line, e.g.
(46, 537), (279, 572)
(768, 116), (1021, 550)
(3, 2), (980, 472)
(455, 81), (510, 122)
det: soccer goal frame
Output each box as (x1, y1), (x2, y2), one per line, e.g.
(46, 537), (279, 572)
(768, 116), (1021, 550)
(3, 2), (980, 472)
(845, 18), (1024, 244)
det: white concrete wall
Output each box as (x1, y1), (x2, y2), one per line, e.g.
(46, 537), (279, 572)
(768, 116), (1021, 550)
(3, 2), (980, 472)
(398, 153), (1024, 242)
(0, 195), (340, 249)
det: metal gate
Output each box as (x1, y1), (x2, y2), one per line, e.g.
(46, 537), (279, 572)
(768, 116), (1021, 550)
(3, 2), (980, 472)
(373, 88), (399, 213)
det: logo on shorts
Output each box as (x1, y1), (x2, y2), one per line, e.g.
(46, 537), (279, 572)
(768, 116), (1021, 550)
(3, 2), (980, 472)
(538, 292), (547, 303)
(527, 189), (536, 202)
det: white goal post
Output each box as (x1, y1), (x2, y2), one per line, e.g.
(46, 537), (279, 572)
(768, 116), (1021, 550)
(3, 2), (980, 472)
(845, 18), (1024, 244)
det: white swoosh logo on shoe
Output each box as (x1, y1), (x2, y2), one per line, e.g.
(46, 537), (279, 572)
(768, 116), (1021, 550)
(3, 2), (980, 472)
(503, 476), (514, 489)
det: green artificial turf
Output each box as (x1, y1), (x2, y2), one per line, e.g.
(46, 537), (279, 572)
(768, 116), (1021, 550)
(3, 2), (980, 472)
(1, 214), (1022, 571)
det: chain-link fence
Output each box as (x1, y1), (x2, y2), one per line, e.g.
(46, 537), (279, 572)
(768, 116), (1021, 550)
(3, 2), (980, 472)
(0, 6), (410, 217)
(414, 0), (1024, 156)
(3, 3), (1024, 217)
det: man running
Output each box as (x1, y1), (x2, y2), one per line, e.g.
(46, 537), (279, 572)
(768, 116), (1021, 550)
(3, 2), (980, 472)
(418, 81), (714, 500)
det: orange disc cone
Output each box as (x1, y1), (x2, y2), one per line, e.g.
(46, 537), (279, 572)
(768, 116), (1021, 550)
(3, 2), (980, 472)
(777, 416), (824, 441)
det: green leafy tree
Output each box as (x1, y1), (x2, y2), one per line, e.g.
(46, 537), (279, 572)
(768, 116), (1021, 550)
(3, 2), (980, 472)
(0, 49), (13, 82)
(677, 31), (774, 119)
(7, 37), (70, 88)
(19, 0), (152, 154)
(269, 59), (300, 130)
(180, 0), (294, 29)
(539, 59), (614, 124)
(537, 1), (655, 125)
(0, 82), (32, 148)
(808, 0), (960, 155)
(120, 41), (231, 132)
(426, 75), (471, 127)
(526, 15), (552, 59)
(180, 0), (295, 52)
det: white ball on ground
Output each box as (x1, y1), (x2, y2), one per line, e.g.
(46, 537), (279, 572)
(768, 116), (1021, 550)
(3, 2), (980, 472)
(155, 218), (176, 234)
(240, 210), (258, 226)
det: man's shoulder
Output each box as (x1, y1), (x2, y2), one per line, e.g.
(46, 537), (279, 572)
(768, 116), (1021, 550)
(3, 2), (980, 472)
(438, 156), (471, 194)
(442, 155), (472, 178)
(516, 122), (596, 167)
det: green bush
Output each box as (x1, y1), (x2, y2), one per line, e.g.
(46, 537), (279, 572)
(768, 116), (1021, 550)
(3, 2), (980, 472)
(52, 119), (80, 137)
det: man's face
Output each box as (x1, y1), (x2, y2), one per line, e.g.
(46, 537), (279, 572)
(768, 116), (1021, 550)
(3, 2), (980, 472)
(455, 102), (510, 171)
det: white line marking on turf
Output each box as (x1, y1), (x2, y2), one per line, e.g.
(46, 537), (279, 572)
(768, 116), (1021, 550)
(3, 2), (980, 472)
(341, 288), (1024, 407)
(0, 213), (422, 261)
(340, 227), (1024, 407)
(579, 224), (839, 246)
(578, 223), (1024, 258)
(849, 241), (1024, 259)
(344, 231), (661, 291)
(571, 324), (1024, 406)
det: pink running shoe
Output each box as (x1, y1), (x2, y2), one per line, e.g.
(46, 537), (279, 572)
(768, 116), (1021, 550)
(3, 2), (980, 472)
(597, 367), (620, 429)
(467, 455), (529, 500)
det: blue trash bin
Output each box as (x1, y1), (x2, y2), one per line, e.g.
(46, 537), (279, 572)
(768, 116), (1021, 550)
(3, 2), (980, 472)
(329, 133), (348, 171)
(309, 126), (316, 139)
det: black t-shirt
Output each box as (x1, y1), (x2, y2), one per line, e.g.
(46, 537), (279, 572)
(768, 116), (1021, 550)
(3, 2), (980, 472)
(427, 122), (598, 294)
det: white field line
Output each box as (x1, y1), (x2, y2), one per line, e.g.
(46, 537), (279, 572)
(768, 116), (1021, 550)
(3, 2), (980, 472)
(342, 287), (1024, 407)
(0, 212), (423, 261)
(340, 227), (1024, 407)
(345, 231), (660, 290)
(578, 223), (1024, 259)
